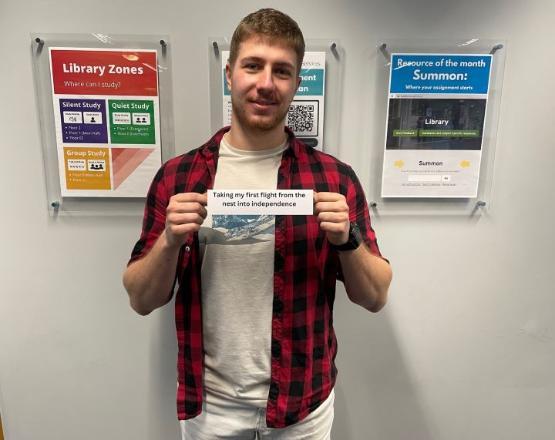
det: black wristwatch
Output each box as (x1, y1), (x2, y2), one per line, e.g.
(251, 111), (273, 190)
(330, 222), (362, 252)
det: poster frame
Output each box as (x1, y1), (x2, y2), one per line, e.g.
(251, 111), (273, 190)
(31, 33), (175, 216)
(369, 38), (506, 216)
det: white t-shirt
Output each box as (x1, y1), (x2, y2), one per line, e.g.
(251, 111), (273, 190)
(199, 134), (287, 406)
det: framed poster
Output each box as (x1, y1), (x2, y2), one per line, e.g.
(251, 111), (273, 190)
(49, 48), (162, 197)
(381, 53), (493, 198)
(32, 34), (174, 215)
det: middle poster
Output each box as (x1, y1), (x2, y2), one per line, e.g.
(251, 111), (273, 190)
(222, 51), (326, 150)
(381, 53), (492, 198)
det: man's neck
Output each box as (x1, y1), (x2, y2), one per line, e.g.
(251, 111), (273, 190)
(226, 123), (287, 151)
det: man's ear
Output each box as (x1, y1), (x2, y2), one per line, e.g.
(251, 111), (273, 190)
(225, 62), (232, 91)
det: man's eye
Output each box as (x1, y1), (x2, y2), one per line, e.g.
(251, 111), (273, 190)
(245, 63), (260, 70)
(276, 69), (292, 77)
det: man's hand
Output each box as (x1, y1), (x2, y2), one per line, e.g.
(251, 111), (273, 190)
(123, 192), (207, 315)
(313, 192), (350, 246)
(165, 193), (208, 248)
(314, 191), (392, 313)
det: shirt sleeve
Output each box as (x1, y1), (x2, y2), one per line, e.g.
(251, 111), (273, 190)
(128, 165), (169, 265)
(337, 166), (389, 282)
(345, 165), (384, 258)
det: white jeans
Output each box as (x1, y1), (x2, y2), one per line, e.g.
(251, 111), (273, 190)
(180, 389), (334, 440)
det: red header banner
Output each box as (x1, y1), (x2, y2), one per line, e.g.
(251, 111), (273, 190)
(50, 49), (158, 96)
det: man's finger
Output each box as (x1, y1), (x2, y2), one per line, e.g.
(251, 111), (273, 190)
(318, 221), (347, 234)
(168, 223), (202, 236)
(313, 192), (344, 203)
(167, 212), (206, 226)
(317, 212), (349, 224)
(168, 202), (207, 216)
(314, 201), (349, 214)
(171, 192), (208, 204)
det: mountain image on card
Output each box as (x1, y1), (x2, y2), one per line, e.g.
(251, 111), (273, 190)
(111, 148), (154, 189)
(210, 214), (275, 242)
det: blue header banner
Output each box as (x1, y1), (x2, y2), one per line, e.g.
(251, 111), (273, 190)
(297, 69), (324, 96)
(390, 54), (492, 95)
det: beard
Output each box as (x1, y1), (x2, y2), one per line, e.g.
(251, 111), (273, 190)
(231, 97), (290, 132)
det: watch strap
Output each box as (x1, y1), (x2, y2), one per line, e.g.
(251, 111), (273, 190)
(330, 222), (362, 251)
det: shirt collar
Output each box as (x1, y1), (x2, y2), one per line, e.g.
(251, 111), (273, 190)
(199, 126), (301, 160)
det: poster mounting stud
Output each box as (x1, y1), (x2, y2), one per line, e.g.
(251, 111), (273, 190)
(378, 43), (391, 62)
(490, 44), (503, 55)
(470, 200), (487, 216)
(330, 42), (339, 59)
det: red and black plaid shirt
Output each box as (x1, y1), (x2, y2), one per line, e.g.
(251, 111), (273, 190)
(129, 127), (383, 428)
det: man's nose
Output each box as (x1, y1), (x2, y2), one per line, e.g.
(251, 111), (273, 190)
(256, 67), (275, 91)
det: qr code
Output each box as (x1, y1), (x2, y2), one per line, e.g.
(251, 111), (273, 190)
(287, 100), (318, 136)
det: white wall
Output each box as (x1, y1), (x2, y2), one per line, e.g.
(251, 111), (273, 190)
(1, 0), (554, 439)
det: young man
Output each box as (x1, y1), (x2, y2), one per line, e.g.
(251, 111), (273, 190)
(123, 8), (392, 439)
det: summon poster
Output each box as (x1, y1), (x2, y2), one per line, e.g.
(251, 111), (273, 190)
(381, 53), (492, 198)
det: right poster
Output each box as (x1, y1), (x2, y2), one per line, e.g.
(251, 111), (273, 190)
(381, 53), (492, 198)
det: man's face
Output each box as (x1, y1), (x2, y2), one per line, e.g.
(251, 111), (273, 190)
(226, 36), (301, 133)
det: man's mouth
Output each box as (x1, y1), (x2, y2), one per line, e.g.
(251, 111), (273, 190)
(249, 99), (279, 113)
(251, 99), (277, 106)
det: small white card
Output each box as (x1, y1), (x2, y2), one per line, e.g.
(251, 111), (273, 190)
(208, 190), (313, 215)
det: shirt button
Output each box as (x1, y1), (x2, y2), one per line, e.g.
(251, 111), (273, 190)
(184, 246), (191, 252)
